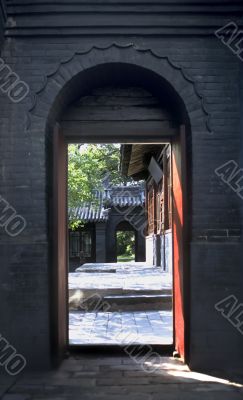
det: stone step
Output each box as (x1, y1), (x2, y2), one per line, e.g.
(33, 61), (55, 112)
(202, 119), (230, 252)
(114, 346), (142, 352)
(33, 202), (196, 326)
(69, 287), (171, 298)
(103, 294), (172, 311)
(76, 268), (117, 273)
(69, 288), (172, 311)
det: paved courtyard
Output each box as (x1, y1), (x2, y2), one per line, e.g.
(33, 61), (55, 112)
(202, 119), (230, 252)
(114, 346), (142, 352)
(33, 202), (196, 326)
(1, 355), (243, 400)
(69, 263), (172, 291)
(69, 311), (173, 345)
(69, 263), (173, 346)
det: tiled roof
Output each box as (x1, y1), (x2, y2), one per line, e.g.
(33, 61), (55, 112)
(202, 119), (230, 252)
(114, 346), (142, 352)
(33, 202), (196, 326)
(69, 185), (145, 223)
(69, 204), (110, 223)
(102, 186), (145, 207)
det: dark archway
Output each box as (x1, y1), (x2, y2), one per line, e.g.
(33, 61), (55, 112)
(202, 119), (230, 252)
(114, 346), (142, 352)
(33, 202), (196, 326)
(27, 45), (210, 367)
(115, 221), (139, 263)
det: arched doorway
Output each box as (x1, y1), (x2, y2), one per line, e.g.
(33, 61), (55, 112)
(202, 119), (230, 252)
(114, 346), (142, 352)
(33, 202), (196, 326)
(52, 72), (188, 363)
(28, 45), (210, 366)
(55, 79), (188, 364)
(115, 221), (137, 263)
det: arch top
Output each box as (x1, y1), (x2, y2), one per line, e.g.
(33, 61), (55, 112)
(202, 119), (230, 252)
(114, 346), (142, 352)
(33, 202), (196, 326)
(115, 220), (138, 232)
(28, 43), (211, 133)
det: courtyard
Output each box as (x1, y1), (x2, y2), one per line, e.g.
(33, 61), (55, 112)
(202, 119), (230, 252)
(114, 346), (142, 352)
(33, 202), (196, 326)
(69, 263), (173, 346)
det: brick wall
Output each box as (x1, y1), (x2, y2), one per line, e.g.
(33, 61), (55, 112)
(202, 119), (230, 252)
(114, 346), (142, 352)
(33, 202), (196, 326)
(0, 0), (242, 371)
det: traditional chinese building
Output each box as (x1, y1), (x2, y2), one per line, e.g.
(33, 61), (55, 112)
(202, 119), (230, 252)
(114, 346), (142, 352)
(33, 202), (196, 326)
(69, 185), (146, 270)
(0, 0), (242, 375)
(121, 144), (172, 273)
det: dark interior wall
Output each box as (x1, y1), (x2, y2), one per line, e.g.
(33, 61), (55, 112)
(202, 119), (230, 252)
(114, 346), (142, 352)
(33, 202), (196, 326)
(241, 62), (243, 237)
(61, 86), (177, 142)
(0, 0), (6, 49)
(0, 0), (242, 371)
(240, 61), (243, 315)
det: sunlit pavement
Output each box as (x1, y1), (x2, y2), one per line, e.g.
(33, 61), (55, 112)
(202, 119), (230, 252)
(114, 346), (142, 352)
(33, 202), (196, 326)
(1, 355), (243, 399)
(69, 263), (173, 346)
(69, 310), (173, 345)
(69, 263), (172, 291)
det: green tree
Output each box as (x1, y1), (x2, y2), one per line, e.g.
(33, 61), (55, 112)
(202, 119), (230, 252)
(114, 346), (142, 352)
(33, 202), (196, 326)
(116, 231), (135, 259)
(68, 144), (131, 229)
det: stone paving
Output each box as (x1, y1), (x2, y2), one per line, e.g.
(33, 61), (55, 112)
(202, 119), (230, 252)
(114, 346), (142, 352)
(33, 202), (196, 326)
(69, 263), (172, 291)
(69, 311), (173, 345)
(1, 355), (243, 400)
(69, 263), (173, 346)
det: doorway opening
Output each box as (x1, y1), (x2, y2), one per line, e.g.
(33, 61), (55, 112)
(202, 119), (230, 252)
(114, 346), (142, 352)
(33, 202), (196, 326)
(116, 226), (135, 263)
(51, 68), (189, 364)
(68, 142), (174, 347)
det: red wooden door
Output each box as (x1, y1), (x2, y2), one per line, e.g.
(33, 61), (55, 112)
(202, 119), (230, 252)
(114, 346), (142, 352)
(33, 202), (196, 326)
(172, 125), (187, 361)
(52, 123), (68, 364)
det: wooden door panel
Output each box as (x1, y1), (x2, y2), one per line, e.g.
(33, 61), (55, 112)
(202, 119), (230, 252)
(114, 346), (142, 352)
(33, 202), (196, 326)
(52, 124), (68, 363)
(172, 126), (186, 361)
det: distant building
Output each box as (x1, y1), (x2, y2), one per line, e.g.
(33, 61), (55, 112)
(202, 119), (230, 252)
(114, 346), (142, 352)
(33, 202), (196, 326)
(69, 185), (146, 270)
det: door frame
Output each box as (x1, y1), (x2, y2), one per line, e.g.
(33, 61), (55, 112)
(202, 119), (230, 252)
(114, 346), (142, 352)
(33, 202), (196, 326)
(51, 124), (69, 365)
(171, 125), (189, 362)
(52, 129), (190, 364)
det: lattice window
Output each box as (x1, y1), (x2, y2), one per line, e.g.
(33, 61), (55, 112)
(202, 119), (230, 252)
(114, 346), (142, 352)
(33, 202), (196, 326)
(80, 231), (92, 257)
(164, 150), (172, 231)
(147, 185), (154, 235)
(69, 231), (80, 258)
(156, 181), (163, 234)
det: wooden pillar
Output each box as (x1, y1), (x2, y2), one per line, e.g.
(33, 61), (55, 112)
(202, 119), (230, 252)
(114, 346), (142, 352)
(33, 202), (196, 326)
(172, 125), (188, 362)
(95, 223), (107, 262)
(52, 124), (68, 364)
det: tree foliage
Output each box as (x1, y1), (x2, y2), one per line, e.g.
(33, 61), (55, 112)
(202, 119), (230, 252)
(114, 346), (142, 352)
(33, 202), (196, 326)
(116, 231), (135, 258)
(68, 144), (131, 229)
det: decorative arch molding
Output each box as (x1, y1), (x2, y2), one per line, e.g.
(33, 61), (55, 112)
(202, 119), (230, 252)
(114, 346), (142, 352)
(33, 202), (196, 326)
(27, 43), (211, 133)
